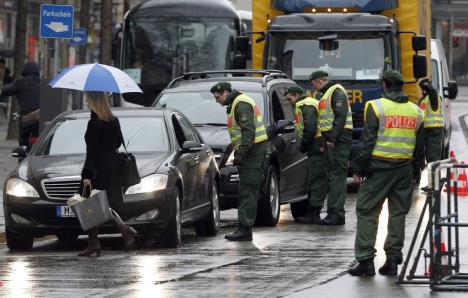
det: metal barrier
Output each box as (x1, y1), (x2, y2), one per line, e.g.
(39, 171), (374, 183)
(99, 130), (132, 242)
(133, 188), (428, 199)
(398, 158), (468, 291)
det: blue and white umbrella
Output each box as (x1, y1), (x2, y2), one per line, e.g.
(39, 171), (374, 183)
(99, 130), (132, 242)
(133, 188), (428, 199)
(49, 63), (142, 94)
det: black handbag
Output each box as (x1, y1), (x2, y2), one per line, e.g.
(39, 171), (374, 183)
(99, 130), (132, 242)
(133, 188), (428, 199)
(118, 140), (141, 187)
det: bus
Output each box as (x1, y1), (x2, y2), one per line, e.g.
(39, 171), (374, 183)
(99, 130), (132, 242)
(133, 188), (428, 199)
(118, 0), (249, 106)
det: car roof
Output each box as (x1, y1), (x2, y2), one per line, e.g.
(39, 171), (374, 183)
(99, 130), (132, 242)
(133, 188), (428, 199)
(162, 72), (295, 94)
(59, 107), (175, 119)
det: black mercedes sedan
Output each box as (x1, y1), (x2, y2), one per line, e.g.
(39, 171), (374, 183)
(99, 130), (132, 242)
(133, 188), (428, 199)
(3, 108), (220, 251)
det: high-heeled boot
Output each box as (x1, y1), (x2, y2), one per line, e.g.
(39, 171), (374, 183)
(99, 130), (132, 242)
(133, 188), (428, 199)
(111, 209), (137, 251)
(78, 228), (101, 257)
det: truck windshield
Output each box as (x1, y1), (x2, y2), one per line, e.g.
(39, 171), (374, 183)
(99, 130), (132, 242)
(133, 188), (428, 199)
(122, 17), (237, 87)
(267, 33), (391, 81)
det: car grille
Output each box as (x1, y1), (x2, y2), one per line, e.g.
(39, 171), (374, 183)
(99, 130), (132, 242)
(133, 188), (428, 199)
(41, 176), (81, 201)
(352, 111), (364, 129)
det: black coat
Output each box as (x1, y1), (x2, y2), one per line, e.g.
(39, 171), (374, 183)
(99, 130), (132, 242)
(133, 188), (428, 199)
(1, 61), (40, 115)
(80, 111), (124, 210)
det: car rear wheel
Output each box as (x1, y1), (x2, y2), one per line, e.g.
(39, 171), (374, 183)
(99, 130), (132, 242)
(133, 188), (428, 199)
(6, 229), (33, 252)
(256, 165), (280, 227)
(194, 183), (220, 236)
(162, 189), (182, 247)
(290, 199), (309, 220)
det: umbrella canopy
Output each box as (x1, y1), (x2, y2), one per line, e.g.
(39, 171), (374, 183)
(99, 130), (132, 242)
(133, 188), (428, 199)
(49, 63), (143, 94)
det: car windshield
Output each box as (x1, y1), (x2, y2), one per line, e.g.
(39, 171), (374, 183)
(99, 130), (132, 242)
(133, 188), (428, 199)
(122, 17), (237, 85)
(268, 32), (391, 81)
(36, 117), (170, 156)
(155, 91), (265, 125)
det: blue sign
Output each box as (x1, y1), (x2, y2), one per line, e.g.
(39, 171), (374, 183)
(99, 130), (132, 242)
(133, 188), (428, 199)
(70, 28), (87, 46)
(40, 4), (74, 39)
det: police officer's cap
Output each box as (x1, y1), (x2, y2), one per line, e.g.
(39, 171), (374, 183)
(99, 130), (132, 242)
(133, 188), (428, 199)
(210, 82), (232, 93)
(284, 85), (304, 96)
(309, 70), (328, 81)
(382, 70), (404, 86)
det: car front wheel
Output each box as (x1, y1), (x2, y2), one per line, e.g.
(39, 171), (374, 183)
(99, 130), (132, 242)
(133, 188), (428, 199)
(194, 183), (220, 236)
(6, 229), (34, 252)
(256, 165), (280, 227)
(162, 188), (182, 247)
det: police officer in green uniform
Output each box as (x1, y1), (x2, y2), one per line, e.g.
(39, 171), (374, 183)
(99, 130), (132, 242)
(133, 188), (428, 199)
(419, 79), (444, 162)
(349, 70), (425, 276)
(211, 82), (267, 241)
(284, 85), (326, 224)
(310, 70), (353, 225)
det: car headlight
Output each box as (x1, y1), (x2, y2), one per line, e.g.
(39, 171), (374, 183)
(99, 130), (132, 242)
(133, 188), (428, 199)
(6, 178), (40, 198)
(125, 174), (168, 195)
(224, 151), (235, 166)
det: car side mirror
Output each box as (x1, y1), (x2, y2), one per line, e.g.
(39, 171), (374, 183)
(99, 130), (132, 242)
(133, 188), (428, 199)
(236, 36), (249, 52)
(181, 141), (203, 153)
(413, 55), (427, 79)
(412, 35), (427, 52)
(12, 146), (27, 158)
(275, 119), (295, 133)
(232, 54), (247, 69)
(444, 80), (458, 100)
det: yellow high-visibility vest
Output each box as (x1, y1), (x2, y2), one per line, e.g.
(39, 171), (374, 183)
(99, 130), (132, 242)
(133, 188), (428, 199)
(227, 94), (268, 149)
(294, 97), (321, 140)
(419, 95), (443, 128)
(367, 97), (424, 159)
(318, 84), (353, 132)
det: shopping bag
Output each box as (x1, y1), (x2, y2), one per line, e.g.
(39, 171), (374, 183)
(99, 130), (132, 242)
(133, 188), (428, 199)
(69, 189), (113, 231)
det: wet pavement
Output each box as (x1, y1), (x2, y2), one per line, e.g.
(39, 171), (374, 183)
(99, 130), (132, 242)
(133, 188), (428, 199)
(0, 89), (468, 297)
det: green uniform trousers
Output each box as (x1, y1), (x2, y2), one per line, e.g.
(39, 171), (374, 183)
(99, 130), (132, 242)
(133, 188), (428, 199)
(324, 141), (351, 219)
(354, 163), (414, 261)
(308, 152), (328, 209)
(238, 142), (266, 228)
(424, 127), (443, 163)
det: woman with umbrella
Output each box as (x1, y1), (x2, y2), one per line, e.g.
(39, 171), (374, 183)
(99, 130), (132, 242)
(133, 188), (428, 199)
(50, 63), (142, 257)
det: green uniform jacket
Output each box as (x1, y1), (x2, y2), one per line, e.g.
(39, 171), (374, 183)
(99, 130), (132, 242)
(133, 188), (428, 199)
(353, 88), (425, 177)
(319, 82), (352, 143)
(225, 90), (264, 158)
(296, 96), (321, 155)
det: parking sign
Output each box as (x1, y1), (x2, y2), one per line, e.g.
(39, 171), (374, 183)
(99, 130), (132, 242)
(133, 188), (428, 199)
(40, 4), (74, 39)
(70, 28), (87, 46)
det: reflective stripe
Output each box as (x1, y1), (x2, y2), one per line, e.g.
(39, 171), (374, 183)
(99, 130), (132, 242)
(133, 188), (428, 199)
(318, 84), (353, 132)
(295, 97), (320, 140)
(227, 94), (268, 149)
(419, 95), (443, 128)
(369, 97), (424, 159)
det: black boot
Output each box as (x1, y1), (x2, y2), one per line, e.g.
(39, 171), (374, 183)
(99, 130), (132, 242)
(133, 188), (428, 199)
(296, 207), (322, 224)
(378, 257), (401, 276)
(111, 209), (138, 251)
(349, 259), (375, 276)
(225, 226), (252, 241)
(78, 228), (101, 257)
(319, 214), (345, 226)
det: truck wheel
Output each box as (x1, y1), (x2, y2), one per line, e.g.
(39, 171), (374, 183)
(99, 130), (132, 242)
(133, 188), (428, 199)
(6, 229), (33, 252)
(162, 189), (181, 247)
(194, 183), (220, 236)
(290, 199), (309, 220)
(256, 165), (280, 227)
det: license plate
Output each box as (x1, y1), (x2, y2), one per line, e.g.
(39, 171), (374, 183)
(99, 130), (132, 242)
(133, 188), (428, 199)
(56, 205), (75, 218)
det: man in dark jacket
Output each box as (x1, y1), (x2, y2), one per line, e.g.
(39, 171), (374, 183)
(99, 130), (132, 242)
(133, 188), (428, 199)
(1, 61), (40, 146)
(310, 70), (353, 225)
(285, 85), (327, 224)
(349, 70), (425, 277)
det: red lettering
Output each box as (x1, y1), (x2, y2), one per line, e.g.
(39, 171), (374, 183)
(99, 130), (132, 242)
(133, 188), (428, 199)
(383, 116), (417, 129)
(318, 100), (327, 110)
(420, 103), (427, 110)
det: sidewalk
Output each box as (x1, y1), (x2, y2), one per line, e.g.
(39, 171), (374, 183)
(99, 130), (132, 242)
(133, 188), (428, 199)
(0, 118), (18, 234)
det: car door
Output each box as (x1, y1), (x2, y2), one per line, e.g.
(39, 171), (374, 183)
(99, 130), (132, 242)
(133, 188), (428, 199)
(176, 114), (211, 208)
(171, 114), (199, 211)
(269, 84), (309, 199)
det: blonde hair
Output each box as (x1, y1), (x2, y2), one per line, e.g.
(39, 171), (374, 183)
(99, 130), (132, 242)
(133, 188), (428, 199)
(85, 91), (114, 121)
